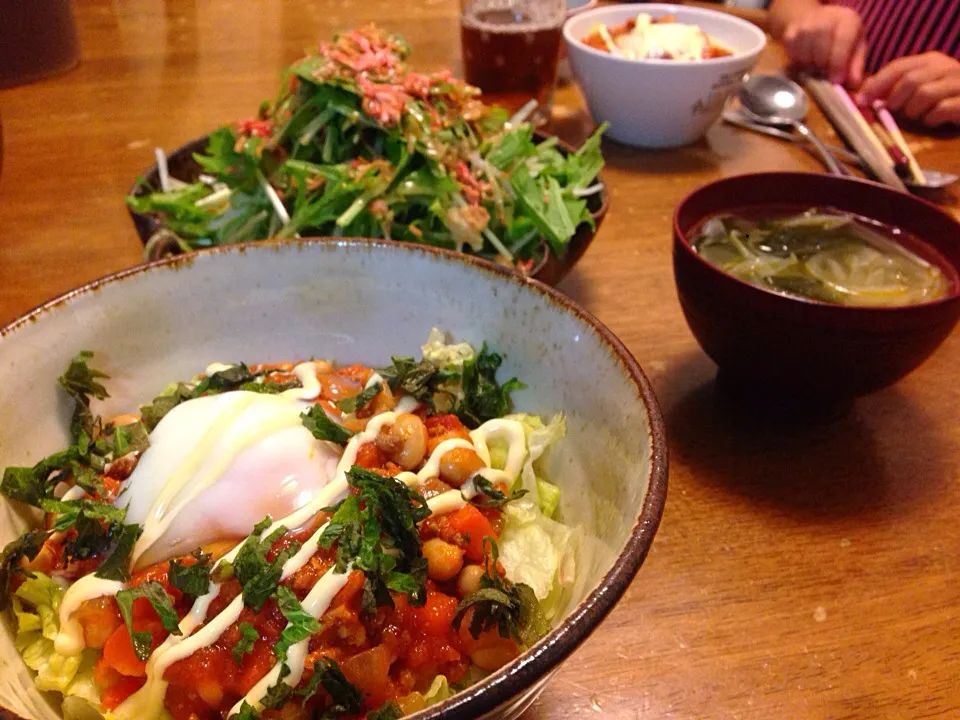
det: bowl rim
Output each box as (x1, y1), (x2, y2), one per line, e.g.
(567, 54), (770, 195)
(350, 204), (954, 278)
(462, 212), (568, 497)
(0, 237), (669, 720)
(672, 171), (960, 315)
(563, 2), (768, 68)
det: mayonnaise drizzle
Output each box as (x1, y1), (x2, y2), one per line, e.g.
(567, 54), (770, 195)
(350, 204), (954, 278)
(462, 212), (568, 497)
(55, 575), (125, 655)
(282, 361), (323, 402)
(228, 564), (352, 716)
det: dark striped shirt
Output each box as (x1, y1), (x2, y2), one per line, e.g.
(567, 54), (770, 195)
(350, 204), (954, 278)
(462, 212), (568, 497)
(830, 0), (960, 73)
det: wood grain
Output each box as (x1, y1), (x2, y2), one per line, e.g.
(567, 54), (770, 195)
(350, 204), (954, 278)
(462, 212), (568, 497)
(1, 2), (960, 718)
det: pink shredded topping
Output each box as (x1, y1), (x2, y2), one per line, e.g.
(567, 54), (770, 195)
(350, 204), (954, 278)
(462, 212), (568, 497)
(237, 118), (275, 138)
(455, 161), (491, 206)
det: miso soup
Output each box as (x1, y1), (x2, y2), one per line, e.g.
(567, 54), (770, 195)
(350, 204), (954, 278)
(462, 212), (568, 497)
(692, 208), (949, 307)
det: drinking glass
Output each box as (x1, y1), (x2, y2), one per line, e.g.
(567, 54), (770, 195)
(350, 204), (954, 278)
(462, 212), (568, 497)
(460, 0), (566, 125)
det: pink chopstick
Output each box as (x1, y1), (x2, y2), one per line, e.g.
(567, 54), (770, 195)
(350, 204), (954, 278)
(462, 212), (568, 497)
(872, 101), (926, 185)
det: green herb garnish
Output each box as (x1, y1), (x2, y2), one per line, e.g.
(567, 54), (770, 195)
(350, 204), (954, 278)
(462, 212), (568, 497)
(232, 622), (259, 665)
(115, 581), (182, 660)
(169, 550), (213, 599)
(301, 404), (354, 444)
(453, 538), (546, 645)
(319, 466), (430, 612)
(234, 518), (300, 611)
(297, 658), (364, 716)
(274, 586), (322, 661)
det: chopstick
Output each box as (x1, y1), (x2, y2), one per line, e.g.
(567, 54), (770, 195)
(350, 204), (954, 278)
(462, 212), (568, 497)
(804, 77), (906, 190)
(873, 102), (926, 186)
(858, 104), (911, 175)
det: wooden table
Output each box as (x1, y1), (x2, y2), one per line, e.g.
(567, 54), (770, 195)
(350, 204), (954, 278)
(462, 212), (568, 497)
(2, 2), (960, 718)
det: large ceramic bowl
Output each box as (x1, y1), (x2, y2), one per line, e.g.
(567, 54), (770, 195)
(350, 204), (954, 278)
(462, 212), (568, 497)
(127, 134), (609, 288)
(0, 240), (667, 720)
(563, 3), (766, 148)
(674, 172), (960, 403)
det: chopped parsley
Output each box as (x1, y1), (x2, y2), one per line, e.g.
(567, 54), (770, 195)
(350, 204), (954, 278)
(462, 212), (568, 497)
(58, 350), (109, 441)
(454, 344), (525, 428)
(470, 476), (528, 510)
(169, 550), (213, 599)
(231, 622), (259, 665)
(320, 467), (430, 612)
(296, 657), (363, 716)
(261, 663), (293, 710)
(378, 356), (438, 404)
(0, 530), (44, 609)
(94, 523), (143, 581)
(229, 700), (259, 720)
(335, 382), (382, 414)
(233, 518), (301, 611)
(367, 702), (404, 720)
(274, 586), (322, 661)
(115, 581), (182, 660)
(301, 404), (354, 444)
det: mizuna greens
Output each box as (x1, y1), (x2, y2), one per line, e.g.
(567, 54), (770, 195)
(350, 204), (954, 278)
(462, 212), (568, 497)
(127, 25), (607, 271)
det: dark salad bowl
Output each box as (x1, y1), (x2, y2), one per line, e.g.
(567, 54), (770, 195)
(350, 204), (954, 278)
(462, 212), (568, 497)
(127, 133), (609, 287)
(673, 172), (960, 404)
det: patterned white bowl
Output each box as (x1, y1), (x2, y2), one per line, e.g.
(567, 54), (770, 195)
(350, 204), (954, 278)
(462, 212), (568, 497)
(564, 3), (766, 148)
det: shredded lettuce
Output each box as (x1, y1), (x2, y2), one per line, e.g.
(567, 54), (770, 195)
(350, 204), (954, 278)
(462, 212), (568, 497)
(423, 675), (454, 707)
(535, 478), (561, 519)
(421, 328), (475, 371)
(506, 412), (566, 511)
(499, 412), (574, 619)
(12, 572), (101, 711)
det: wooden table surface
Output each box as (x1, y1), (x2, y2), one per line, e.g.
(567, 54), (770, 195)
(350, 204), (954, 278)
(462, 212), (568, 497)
(3, 2), (960, 718)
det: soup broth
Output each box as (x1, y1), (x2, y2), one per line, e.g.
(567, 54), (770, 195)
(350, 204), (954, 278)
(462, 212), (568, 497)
(692, 208), (950, 307)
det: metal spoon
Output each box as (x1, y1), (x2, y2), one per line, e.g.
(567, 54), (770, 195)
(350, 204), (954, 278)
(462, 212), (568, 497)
(739, 74), (846, 176)
(722, 107), (959, 190)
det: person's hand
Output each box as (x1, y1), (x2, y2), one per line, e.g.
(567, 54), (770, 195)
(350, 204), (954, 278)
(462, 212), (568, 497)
(858, 52), (960, 127)
(782, 5), (866, 86)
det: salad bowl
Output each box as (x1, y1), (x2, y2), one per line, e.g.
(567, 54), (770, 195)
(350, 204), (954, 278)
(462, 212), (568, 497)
(0, 239), (666, 720)
(127, 133), (609, 288)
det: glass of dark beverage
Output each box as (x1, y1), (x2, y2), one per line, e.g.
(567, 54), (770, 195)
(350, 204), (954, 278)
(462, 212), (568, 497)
(460, 0), (566, 125)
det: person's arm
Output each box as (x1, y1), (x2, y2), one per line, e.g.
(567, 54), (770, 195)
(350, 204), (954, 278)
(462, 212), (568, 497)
(768, 0), (867, 86)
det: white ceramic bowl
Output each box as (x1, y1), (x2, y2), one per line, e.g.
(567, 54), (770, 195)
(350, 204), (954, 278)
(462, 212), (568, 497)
(0, 240), (667, 720)
(564, 3), (766, 148)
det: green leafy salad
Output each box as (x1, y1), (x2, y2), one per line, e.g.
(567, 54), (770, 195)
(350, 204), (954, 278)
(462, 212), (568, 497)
(127, 25), (607, 271)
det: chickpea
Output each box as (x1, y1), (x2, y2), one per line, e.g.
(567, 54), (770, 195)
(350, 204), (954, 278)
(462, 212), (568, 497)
(470, 644), (518, 672)
(439, 447), (485, 487)
(456, 564), (485, 597)
(312, 360), (334, 374)
(376, 413), (427, 470)
(423, 538), (464, 582)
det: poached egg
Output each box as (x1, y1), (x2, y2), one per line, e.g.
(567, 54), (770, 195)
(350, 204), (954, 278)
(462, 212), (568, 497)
(122, 389), (341, 569)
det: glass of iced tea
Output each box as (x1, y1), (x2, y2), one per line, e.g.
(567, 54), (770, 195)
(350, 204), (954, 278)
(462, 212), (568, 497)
(460, 0), (566, 125)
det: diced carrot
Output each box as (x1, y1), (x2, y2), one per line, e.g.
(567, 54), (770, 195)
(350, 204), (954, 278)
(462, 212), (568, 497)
(94, 654), (122, 692)
(102, 622), (161, 677)
(100, 675), (145, 711)
(354, 442), (386, 469)
(410, 590), (458, 637)
(76, 596), (122, 649)
(340, 643), (396, 706)
(445, 505), (497, 562)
